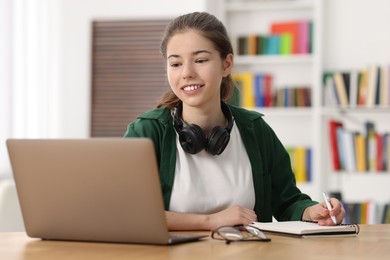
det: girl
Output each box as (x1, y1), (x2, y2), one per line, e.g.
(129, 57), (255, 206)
(124, 12), (345, 230)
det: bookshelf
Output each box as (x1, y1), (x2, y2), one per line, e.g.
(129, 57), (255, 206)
(216, 0), (324, 201)
(215, 0), (390, 223)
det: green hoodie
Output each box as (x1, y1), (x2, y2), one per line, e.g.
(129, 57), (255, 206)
(124, 104), (317, 222)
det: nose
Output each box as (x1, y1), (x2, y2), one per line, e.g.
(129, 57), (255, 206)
(182, 62), (195, 79)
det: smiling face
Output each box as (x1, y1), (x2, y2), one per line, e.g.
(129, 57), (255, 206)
(166, 30), (233, 110)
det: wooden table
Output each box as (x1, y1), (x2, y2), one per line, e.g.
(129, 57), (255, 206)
(1, 225), (389, 260)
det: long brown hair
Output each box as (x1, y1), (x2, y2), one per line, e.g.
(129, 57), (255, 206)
(157, 12), (235, 109)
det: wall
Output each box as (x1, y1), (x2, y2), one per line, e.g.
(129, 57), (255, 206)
(0, 0), (12, 177)
(323, 0), (390, 70)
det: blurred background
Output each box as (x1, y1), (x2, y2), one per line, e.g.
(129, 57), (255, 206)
(1, 0), (390, 230)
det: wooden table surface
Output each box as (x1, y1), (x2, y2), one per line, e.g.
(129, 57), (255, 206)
(1, 224), (389, 260)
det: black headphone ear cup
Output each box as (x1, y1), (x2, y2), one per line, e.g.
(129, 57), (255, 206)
(179, 124), (206, 154)
(206, 126), (231, 155)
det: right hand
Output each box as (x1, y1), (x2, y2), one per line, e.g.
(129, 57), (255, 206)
(206, 205), (257, 230)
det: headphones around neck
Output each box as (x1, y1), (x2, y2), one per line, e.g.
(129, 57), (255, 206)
(173, 102), (234, 155)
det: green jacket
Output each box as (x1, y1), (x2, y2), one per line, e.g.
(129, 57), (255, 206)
(124, 104), (317, 222)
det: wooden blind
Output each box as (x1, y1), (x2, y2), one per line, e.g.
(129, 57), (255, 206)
(91, 19), (170, 137)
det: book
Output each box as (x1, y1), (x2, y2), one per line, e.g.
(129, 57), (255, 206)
(270, 21), (300, 54)
(254, 74), (264, 107)
(349, 70), (359, 108)
(380, 65), (389, 107)
(232, 72), (255, 108)
(323, 73), (338, 106)
(294, 147), (307, 182)
(250, 221), (359, 238)
(328, 120), (343, 171)
(298, 21), (310, 54)
(333, 72), (349, 107)
(366, 65), (379, 107)
(365, 121), (377, 171)
(357, 68), (369, 106)
(354, 132), (367, 172)
(343, 129), (356, 172)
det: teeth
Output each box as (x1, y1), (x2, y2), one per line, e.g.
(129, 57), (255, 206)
(183, 85), (201, 91)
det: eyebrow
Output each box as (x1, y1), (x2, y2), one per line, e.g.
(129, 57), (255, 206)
(167, 50), (212, 59)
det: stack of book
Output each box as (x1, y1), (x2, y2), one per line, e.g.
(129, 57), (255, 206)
(323, 65), (390, 108)
(344, 201), (390, 224)
(328, 120), (390, 173)
(274, 87), (311, 107)
(237, 20), (313, 56)
(232, 72), (312, 108)
(232, 72), (274, 108)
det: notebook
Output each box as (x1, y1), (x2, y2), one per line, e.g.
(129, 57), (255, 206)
(250, 221), (359, 238)
(6, 138), (207, 245)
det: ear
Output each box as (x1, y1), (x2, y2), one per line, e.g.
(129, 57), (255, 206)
(222, 53), (234, 77)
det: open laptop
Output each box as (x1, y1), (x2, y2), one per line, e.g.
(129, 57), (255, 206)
(6, 138), (207, 245)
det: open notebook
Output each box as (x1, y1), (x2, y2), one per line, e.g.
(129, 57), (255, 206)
(7, 138), (207, 245)
(250, 221), (359, 238)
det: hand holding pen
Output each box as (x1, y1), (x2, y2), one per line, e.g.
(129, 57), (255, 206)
(302, 192), (346, 225)
(322, 192), (337, 224)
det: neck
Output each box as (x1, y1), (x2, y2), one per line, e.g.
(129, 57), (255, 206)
(182, 102), (226, 135)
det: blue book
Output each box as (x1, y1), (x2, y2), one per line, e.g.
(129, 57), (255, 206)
(254, 74), (264, 107)
(266, 35), (281, 55)
(306, 148), (312, 182)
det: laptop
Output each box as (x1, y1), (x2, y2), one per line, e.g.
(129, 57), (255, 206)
(6, 138), (207, 245)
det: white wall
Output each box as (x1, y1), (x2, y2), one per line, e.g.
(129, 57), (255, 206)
(323, 0), (390, 70)
(0, 0), (12, 177)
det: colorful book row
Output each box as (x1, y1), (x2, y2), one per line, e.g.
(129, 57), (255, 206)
(232, 72), (312, 108)
(232, 72), (273, 108)
(344, 201), (390, 224)
(329, 120), (390, 173)
(323, 65), (390, 108)
(286, 146), (312, 183)
(237, 20), (313, 56)
(274, 87), (311, 108)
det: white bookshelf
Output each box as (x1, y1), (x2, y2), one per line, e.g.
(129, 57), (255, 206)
(215, 0), (324, 201)
(215, 0), (390, 208)
(321, 108), (390, 204)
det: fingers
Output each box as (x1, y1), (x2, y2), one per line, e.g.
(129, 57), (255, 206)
(208, 206), (258, 230)
(316, 199), (346, 225)
(240, 206), (257, 223)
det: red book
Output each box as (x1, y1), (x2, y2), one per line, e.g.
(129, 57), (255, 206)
(271, 21), (300, 54)
(263, 74), (273, 107)
(329, 120), (344, 171)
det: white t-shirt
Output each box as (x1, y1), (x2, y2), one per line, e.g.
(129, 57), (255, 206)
(169, 122), (255, 214)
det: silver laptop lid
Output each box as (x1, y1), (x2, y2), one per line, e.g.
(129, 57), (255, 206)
(7, 138), (172, 244)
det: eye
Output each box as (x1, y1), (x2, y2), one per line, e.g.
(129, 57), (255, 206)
(196, 58), (208, 64)
(169, 62), (181, 68)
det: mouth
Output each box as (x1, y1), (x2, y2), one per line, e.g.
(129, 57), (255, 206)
(182, 84), (203, 93)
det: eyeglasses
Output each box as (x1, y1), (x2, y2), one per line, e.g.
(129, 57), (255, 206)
(211, 225), (271, 244)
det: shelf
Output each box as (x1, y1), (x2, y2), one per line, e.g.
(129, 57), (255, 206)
(234, 55), (313, 65)
(226, 0), (314, 12)
(328, 173), (390, 203)
(222, 0), (324, 204)
(322, 106), (390, 115)
(252, 107), (312, 117)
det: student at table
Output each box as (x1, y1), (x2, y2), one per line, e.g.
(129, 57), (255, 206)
(124, 12), (346, 230)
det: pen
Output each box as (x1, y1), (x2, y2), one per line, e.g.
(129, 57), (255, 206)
(322, 192), (337, 224)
